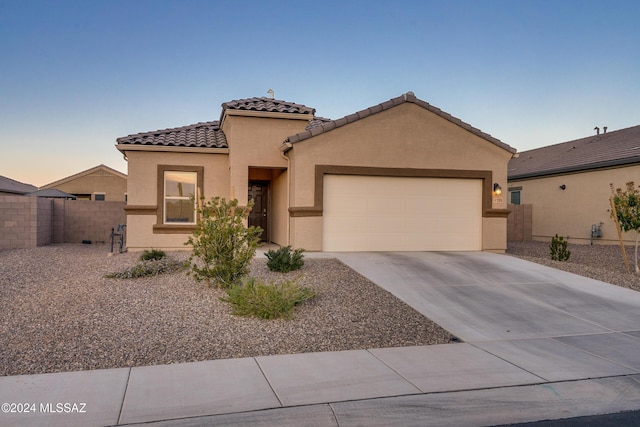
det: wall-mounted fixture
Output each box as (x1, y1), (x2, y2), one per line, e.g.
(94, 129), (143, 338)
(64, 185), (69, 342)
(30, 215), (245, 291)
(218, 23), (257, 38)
(493, 183), (502, 195)
(559, 184), (566, 190)
(591, 222), (604, 245)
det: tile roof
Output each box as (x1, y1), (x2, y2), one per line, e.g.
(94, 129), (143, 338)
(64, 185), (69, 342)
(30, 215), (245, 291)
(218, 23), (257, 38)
(508, 125), (640, 180)
(306, 117), (332, 130)
(116, 121), (228, 149)
(222, 97), (315, 116)
(0, 175), (37, 195)
(284, 92), (516, 154)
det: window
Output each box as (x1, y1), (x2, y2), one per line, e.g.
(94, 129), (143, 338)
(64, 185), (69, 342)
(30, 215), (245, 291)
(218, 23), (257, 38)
(510, 190), (521, 205)
(163, 171), (197, 224)
(155, 165), (203, 232)
(93, 193), (106, 201)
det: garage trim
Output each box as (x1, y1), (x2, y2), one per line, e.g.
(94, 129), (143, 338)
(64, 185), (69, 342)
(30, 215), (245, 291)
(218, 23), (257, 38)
(289, 165), (509, 218)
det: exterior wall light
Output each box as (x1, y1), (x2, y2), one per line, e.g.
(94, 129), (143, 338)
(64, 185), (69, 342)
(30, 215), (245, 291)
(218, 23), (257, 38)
(559, 184), (566, 190)
(493, 183), (502, 195)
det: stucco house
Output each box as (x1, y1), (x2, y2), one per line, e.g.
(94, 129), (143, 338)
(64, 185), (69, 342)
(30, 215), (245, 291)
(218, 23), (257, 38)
(116, 92), (516, 252)
(508, 125), (640, 245)
(40, 164), (127, 201)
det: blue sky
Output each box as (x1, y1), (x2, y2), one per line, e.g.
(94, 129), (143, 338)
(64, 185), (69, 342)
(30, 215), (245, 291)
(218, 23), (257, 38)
(1, 0), (639, 186)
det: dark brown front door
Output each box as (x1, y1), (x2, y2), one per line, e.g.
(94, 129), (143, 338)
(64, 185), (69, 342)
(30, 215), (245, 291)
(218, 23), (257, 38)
(248, 182), (268, 241)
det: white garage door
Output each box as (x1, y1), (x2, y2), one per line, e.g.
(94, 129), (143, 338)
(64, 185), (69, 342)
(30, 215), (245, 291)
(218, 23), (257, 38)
(322, 175), (483, 251)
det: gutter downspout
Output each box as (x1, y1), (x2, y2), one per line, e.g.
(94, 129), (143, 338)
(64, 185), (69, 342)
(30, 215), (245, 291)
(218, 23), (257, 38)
(280, 142), (293, 247)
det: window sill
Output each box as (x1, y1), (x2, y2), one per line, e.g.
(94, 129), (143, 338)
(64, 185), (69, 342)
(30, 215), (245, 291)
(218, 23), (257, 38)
(153, 224), (197, 234)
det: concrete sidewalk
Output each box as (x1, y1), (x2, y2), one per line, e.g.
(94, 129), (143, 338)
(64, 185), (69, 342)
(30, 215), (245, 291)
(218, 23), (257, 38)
(1, 344), (640, 426)
(2, 252), (640, 426)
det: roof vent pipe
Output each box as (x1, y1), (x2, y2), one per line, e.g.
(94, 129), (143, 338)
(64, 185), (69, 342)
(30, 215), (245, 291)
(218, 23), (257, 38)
(603, 126), (607, 134)
(594, 126), (600, 135)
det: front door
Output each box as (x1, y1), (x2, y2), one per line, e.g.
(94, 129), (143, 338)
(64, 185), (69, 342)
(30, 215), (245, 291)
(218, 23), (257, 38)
(248, 182), (268, 241)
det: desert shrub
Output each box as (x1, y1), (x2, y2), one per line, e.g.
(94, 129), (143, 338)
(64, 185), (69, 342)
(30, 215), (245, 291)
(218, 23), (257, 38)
(105, 258), (184, 279)
(265, 246), (305, 272)
(140, 248), (166, 261)
(549, 234), (571, 261)
(186, 197), (262, 288)
(222, 277), (316, 319)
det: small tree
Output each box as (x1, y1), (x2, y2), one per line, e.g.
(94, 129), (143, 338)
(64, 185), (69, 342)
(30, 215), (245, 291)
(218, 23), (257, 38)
(186, 197), (262, 288)
(610, 182), (640, 274)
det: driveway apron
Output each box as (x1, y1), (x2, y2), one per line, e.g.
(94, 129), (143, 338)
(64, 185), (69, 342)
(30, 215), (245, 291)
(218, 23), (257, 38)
(332, 251), (640, 377)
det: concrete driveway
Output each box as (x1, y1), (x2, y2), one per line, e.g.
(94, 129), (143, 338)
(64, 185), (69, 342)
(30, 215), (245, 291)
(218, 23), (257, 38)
(333, 251), (640, 377)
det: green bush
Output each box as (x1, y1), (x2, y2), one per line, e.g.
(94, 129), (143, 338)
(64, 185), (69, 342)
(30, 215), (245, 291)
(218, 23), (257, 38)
(140, 248), (166, 261)
(265, 246), (305, 272)
(185, 197), (262, 288)
(105, 258), (184, 279)
(222, 277), (316, 319)
(549, 234), (571, 261)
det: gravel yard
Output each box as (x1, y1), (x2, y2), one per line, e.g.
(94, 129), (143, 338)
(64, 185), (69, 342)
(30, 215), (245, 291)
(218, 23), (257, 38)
(0, 244), (453, 376)
(4, 242), (638, 377)
(507, 240), (640, 292)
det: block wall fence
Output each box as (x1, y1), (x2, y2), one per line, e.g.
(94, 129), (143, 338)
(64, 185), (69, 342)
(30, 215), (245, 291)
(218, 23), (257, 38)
(0, 196), (126, 250)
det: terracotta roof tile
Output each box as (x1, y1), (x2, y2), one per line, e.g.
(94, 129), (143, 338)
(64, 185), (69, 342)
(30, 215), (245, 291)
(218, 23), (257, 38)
(116, 121), (228, 149)
(222, 97), (315, 116)
(508, 125), (640, 179)
(285, 92), (516, 154)
(306, 117), (332, 130)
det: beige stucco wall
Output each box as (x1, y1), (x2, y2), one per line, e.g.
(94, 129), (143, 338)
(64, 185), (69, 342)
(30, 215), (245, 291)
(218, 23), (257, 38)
(509, 164), (640, 245)
(45, 168), (127, 201)
(287, 102), (514, 251)
(483, 217), (508, 252)
(222, 114), (308, 205)
(270, 169), (288, 246)
(124, 150), (230, 251)
(290, 216), (322, 250)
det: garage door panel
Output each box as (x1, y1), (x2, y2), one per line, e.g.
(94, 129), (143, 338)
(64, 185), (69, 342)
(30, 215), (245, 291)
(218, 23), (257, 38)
(323, 175), (482, 251)
(367, 216), (409, 232)
(412, 220), (448, 234)
(323, 216), (369, 234)
(404, 198), (440, 213)
(367, 198), (405, 214)
(325, 196), (366, 213)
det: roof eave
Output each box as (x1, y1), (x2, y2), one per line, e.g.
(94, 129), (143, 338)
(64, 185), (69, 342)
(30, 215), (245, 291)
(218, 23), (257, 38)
(284, 92), (517, 154)
(220, 109), (313, 127)
(115, 144), (229, 154)
(508, 156), (640, 181)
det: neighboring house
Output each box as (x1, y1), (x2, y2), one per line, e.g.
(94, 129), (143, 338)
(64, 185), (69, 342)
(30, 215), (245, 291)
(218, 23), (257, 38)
(39, 164), (127, 201)
(0, 175), (37, 196)
(508, 125), (640, 244)
(116, 92), (516, 252)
